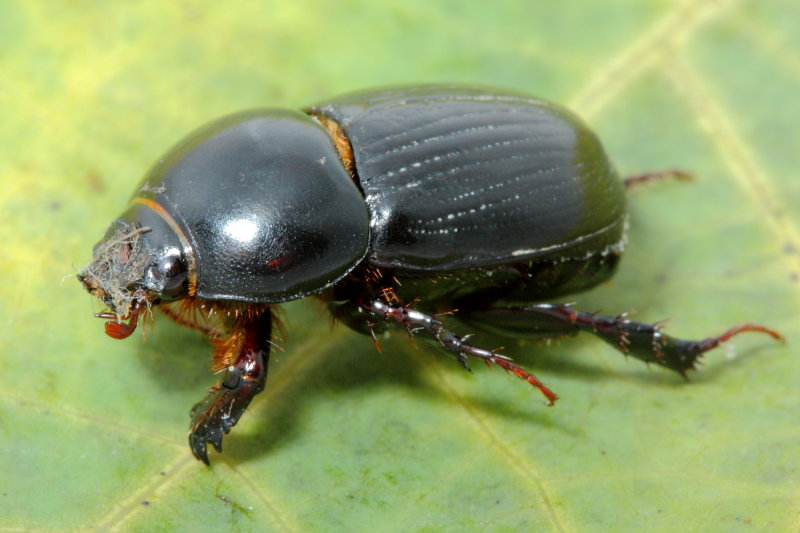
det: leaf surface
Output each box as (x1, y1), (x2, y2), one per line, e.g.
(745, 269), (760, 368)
(1, 1), (797, 531)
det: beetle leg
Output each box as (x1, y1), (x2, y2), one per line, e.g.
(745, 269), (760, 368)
(465, 304), (783, 376)
(623, 169), (692, 190)
(188, 309), (272, 465)
(159, 300), (222, 338)
(360, 298), (559, 405)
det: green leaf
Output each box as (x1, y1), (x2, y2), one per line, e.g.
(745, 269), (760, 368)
(1, 1), (797, 531)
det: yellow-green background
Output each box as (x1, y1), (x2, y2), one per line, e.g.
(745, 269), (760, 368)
(1, 1), (798, 531)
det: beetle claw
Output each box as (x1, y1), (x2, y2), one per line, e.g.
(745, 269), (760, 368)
(189, 361), (269, 463)
(189, 431), (213, 466)
(188, 385), (234, 465)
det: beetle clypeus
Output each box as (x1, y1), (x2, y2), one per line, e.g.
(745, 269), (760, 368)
(78, 85), (782, 464)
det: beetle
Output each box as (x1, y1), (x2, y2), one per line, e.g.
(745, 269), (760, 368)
(77, 84), (782, 464)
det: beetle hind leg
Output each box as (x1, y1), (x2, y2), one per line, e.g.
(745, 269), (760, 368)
(623, 169), (692, 190)
(188, 308), (273, 465)
(463, 304), (783, 376)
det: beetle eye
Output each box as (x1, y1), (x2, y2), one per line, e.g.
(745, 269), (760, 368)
(144, 249), (188, 301)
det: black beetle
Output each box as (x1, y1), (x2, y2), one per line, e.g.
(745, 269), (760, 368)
(78, 85), (781, 464)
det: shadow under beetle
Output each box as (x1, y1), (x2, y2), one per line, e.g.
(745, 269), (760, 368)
(78, 85), (782, 464)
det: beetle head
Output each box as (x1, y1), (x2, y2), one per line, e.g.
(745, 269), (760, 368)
(78, 207), (190, 338)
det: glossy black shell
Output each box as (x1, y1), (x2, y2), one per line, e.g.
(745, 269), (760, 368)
(113, 85), (626, 306)
(130, 109), (370, 302)
(308, 85), (626, 271)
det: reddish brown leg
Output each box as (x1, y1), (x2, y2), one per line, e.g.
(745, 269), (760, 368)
(624, 169), (692, 190)
(188, 309), (273, 465)
(159, 301), (220, 338)
(360, 298), (559, 405)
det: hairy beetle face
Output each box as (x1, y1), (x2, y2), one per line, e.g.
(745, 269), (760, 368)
(78, 197), (193, 339)
(78, 220), (156, 318)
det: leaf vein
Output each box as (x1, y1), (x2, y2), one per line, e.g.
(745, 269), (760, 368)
(570, 0), (739, 119)
(0, 391), (180, 447)
(224, 463), (299, 533)
(663, 58), (800, 289)
(92, 454), (194, 532)
(420, 358), (570, 533)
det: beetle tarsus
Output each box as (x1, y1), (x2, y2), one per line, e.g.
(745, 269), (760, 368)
(572, 312), (782, 373)
(360, 298), (559, 404)
(656, 324), (784, 373)
(188, 311), (272, 465)
(623, 169), (692, 191)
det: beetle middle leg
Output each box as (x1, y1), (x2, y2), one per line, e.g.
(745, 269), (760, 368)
(186, 307), (273, 465)
(355, 297), (559, 405)
(462, 304), (783, 376)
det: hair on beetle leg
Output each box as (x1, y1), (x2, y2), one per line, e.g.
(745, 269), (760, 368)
(160, 298), (220, 338)
(210, 325), (246, 373)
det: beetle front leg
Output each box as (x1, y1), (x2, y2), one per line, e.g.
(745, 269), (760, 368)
(359, 298), (559, 405)
(466, 304), (782, 376)
(189, 310), (272, 465)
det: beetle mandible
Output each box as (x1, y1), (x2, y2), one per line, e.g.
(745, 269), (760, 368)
(78, 85), (782, 464)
